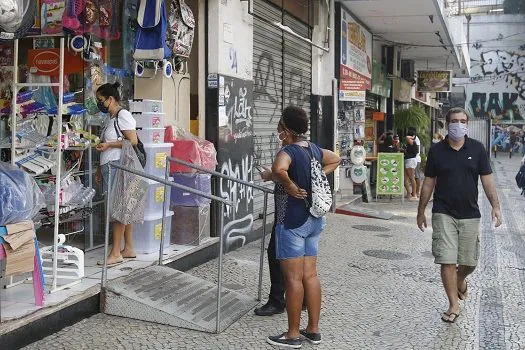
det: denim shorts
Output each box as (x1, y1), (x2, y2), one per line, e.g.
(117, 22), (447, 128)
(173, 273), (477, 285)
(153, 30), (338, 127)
(275, 216), (327, 260)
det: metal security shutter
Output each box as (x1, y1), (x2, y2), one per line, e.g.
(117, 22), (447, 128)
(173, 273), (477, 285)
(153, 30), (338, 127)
(283, 14), (311, 116)
(252, 0), (312, 217)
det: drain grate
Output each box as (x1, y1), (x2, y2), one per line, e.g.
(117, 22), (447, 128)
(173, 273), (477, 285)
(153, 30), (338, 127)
(352, 225), (391, 232)
(363, 249), (411, 260)
(375, 234), (393, 238)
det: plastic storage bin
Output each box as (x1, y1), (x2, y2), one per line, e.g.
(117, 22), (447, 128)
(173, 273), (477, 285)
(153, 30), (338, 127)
(170, 173), (212, 207)
(143, 143), (172, 177)
(144, 178), (172, 216)
(129, 99), (163, 113)
(137, 128), (165, 144)
(132, 211), (173, 254)
(133, 112), (165, 129)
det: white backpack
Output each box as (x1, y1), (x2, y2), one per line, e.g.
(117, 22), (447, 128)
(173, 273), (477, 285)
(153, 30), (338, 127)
(301, 143), (332, 218)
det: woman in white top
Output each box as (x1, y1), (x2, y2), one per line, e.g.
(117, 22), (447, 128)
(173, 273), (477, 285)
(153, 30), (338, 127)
(95, 82), (138, 265)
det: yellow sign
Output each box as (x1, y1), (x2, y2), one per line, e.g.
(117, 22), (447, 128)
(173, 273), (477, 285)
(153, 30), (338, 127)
(155, 152), (167, 168)
(154, 223), (163, 240)
(155, 187), (164, 202)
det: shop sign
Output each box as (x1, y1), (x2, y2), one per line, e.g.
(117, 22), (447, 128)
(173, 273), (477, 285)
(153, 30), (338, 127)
(28, 49), (87, 75)
(376, 153), (404, 196)
(371, 59), (391, 98)
(339, 90), (366, 102)
(417, 70), (452, 92)
(340, 7), (372, 91)
(373, 112), (385, 121)
(393, 78), (412, 103)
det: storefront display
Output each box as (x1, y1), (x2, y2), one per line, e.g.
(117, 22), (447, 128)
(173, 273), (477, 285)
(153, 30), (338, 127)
(0, 0), (206, 328)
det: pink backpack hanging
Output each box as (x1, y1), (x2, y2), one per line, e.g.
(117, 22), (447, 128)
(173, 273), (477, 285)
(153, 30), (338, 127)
(62, 0), (81, 32)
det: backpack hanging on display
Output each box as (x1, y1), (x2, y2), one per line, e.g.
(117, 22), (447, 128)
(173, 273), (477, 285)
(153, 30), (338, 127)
(167, 0), (194, 60)
(133, 0), (171, 61)
(301, 143), (332, 218)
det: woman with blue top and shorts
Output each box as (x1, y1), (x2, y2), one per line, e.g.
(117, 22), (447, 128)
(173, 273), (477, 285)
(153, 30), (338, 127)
(261, 106), (340, 349)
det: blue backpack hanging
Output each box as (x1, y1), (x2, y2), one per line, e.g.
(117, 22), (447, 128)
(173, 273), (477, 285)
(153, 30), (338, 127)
(133, 0), (172, 60)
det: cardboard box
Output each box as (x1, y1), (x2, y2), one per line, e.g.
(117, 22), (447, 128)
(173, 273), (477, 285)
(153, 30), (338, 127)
(171, 205), (210, 246)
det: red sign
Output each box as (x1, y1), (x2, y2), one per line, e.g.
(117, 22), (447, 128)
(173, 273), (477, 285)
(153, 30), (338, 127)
(27, 49), (104, 76)
(339, 65), (372, 91)
(372, 112), (385, 121)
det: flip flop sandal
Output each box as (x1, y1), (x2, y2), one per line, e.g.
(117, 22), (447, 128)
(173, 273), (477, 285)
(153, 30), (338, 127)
(458, 282), (469, 300)
(441, 312), (460, 323)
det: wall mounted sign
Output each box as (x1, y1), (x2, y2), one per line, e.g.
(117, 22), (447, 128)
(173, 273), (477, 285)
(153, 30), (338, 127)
(417, 70), (452, 92)
(339, 6), (372, 93)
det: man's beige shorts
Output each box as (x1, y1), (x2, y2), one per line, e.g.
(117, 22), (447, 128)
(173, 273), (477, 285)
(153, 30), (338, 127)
(431, 213), (481, 266)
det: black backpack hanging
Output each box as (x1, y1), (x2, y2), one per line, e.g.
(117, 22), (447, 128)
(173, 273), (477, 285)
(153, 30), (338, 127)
(114, 110), (147, 168)
(516, 164), (525, 194)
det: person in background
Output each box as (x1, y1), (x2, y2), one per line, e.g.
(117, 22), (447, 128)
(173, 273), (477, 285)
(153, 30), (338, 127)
(404, 131), (419, 200)
(393, 134), (401, 152)
(95, 82), (138, 265)
(263, 106), (340, 348)
(433, 132), (444, 145)
(408, 127), (424, 198)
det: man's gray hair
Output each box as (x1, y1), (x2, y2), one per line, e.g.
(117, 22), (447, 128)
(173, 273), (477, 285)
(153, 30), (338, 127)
(445, 107), (470, 123)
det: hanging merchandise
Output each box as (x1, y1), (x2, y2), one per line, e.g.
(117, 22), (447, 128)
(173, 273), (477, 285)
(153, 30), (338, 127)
(41, 0), (66, 35)
(0, 0), (37, 41)
(350, 145), (366, 166)
(133, 0), (173, 78)
(350, 164), (367, 184)
(0, 161), (46, 225)
(62, 0), (80, 33)
(167, 0), (194, 61)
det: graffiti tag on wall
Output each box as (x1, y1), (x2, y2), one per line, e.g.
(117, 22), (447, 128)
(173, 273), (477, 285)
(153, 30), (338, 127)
(218, 76), (254, 250)
(468, 49), (525, 123)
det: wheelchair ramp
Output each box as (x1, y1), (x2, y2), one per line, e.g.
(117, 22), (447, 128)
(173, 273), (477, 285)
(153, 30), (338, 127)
(102, 265), (257, 333)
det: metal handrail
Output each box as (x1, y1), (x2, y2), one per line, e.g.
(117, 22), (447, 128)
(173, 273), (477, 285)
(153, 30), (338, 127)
(166, 156), (273, 302)
(101, 161), (233, 333)
(167, 156), (274, 194)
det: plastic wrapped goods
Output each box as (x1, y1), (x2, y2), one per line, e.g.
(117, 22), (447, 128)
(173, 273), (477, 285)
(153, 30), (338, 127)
(165, 125), (217, 173)
(0, 161), (45, 226)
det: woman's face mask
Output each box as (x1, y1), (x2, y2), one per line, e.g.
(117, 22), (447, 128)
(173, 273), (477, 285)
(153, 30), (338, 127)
(97, 98), (110, 113)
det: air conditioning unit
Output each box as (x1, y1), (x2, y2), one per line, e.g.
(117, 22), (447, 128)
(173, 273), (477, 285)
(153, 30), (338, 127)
(382, 45), (401, 77)
(401, 60), (415, 81)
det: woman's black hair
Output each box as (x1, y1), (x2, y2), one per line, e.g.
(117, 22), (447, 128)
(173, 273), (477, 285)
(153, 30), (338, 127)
(281, 106), (308, 135)
(97, 82), (121, 102)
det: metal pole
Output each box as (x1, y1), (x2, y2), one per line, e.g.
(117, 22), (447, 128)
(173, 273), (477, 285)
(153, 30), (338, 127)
(101, 163), (112, 288)
(215, 202), (225, 333)
(158, 161), (169, 265)
(88, 124), (94, 249)
(52, 38), (65, 291)
(257, 193), (268, 301)
(10, 39), (18, 165)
